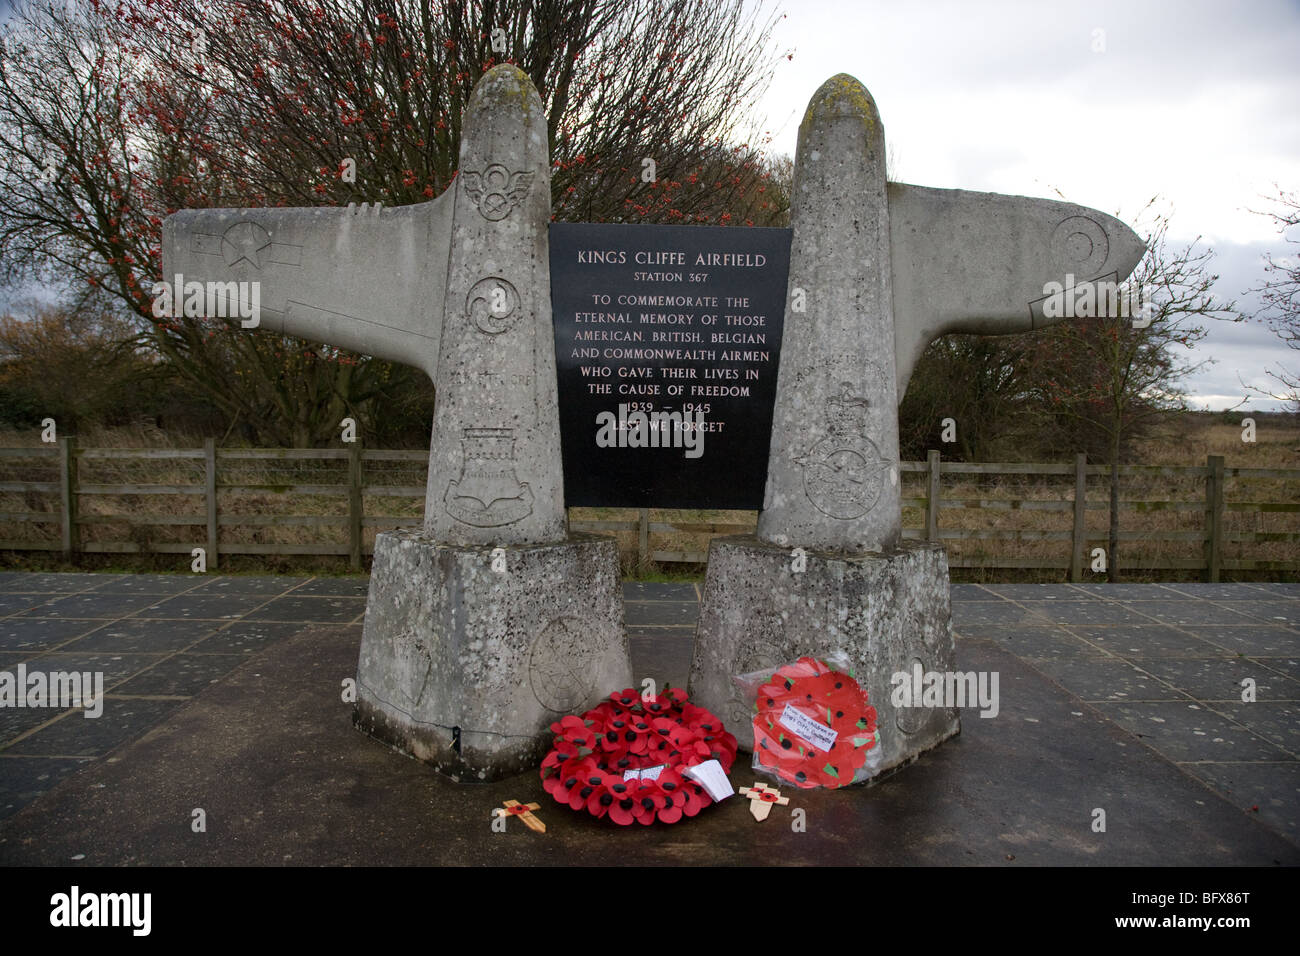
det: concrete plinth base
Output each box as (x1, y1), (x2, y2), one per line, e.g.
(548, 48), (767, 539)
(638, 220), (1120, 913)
(353, 530), (631, 782)
(687, 536), (959, 779)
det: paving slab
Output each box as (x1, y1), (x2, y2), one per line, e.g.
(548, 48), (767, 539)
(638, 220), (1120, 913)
(0, 594), (50, 616)
(952, 602), (1054, 627)
(0, 574), (1295, 864)
(67, 619), (218, 653)
(247, 595), (365, 623)
(1253, 656), (1300, 681)
(1126, 601), (1264, 627)
(1064, 624), (1227, 659)
(622, 582), (699, 602)
(1248, 583), (1300, 596)
(1206, 701), (1300, 755)
(951, 583), (999, 601)
(1184, 626), (1297, 656)
(181, 576), (311, 596)
(1221, 601), (1300, 626)
(2, 698), (183, 758)
(1, 624), (1295, 866)
(0, 573), (123, 593)
(86, 575), (208, 595)
(113, 653), (252, 697)
(0, 702), (66, 743)
(1164, 582), (1282, 600)
(1065, 583), (1185, 599)
(191, 620), (311, 655)
(132, 594), (272, 620)
(18, 592), (164, 619)
(624, 600), (702, 627)
(0, 757), (93, 823)
(1089, 701), (1291, 763)
(627, 626), (695, 691)
(1136, 658), (1300, 702)
(0, 618), (102, 652)
(21, 650), (164, 689)
(956, 624), (1112, 660)
(289, 578), (370, 597)
(1030, 658), (1193, 702)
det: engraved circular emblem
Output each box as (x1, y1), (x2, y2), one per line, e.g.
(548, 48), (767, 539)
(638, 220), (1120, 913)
(466, 277), (520, 334)
(803, 441), (888, 519)
(479, 176), (513, 219)
(1051, 215), (1109, 276)
(461, 164), (535, 221)
(529, 616), (597, 713)
(895, 655), (932, 735)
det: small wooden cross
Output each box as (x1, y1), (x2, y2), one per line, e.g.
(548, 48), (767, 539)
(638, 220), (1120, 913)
(499, 799), (546, 833)
(738, 783), (790, 822)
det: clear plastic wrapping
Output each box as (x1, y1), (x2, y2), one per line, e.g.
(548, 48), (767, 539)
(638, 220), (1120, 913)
(734, 652), (882, 788)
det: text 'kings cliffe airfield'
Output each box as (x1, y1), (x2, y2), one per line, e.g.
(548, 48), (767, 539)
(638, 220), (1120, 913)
(163, 67), (1144, 779)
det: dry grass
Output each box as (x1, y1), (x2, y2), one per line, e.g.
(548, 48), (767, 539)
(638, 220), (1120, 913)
(1, 418), (1296, 580)
(921, 420), (1299, 582)
(586, 419), (1300, 582)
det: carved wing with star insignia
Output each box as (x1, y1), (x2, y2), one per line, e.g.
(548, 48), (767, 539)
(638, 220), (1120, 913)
(161, 192), (453, 380)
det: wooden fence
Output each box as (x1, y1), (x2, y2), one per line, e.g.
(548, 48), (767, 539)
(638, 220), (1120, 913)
(0, 441), (1296, 580)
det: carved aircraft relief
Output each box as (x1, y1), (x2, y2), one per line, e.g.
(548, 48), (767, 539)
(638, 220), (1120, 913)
(887, 184), (1146, 399)
(162, 193), (453, 381)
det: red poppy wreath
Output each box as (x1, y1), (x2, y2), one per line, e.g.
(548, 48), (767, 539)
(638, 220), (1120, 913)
(752, 656), (878, 789)
(539, 687), (738, 825)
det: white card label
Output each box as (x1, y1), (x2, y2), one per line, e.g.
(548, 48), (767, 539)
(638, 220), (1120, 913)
(682, 759), (733, 801)
(778, 703), (838, 752)
(623, 764), (665, 782)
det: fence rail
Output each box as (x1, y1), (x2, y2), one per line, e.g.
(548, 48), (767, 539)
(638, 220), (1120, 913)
(0, 442), (1295, 580)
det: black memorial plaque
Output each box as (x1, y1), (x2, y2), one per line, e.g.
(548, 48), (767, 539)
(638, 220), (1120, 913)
(550, 222), (792, 509)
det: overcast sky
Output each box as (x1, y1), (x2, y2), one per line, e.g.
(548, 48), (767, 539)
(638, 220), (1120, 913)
(2, 0), (1296, 409)
(752, 0), (1300, 410)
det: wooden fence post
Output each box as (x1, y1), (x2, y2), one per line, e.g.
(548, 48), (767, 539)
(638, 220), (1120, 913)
(925, 449), (941, 542)
(204, 438), (219, 571)
(1070, 452), (1087, 582)
(1205, 454), (1225, 583)
(638, 508), (650, 566)
(59, 435), (78, 561)
(348, 443), (363, 570)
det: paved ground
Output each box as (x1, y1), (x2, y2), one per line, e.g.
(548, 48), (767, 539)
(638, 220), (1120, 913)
(0, 573), (1296, 865)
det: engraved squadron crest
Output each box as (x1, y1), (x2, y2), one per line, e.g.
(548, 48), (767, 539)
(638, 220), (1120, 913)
(795, 383), (890, 519)
(444, 428), (535, 526)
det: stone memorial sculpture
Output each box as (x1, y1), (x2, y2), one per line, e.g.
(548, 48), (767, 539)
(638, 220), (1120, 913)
(164, 65), (631, 781)
(163, 64), (1144, 784)
(687, 75), (1144, 775)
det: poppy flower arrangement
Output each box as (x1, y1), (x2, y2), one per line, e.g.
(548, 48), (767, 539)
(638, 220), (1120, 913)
(751, 656), (878, 789)
(540, 687), (738, 825)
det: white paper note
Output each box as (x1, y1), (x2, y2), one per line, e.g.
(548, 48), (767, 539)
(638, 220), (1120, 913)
(683, 759), (734, 801)
(778, 703), (838, 752)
